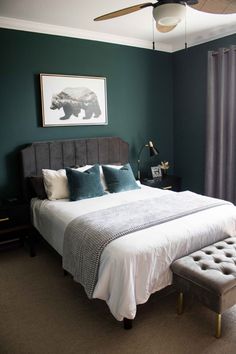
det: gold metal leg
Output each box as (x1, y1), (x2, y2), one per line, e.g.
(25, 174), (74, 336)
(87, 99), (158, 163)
(177, 292), (184, 315)
(215, 313), (222, 338)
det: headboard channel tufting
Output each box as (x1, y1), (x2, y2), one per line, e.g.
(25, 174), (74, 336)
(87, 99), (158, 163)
(20, 136), (129, 200)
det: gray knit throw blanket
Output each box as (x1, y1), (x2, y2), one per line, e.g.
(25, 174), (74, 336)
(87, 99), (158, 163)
(63, 191), (229, 298)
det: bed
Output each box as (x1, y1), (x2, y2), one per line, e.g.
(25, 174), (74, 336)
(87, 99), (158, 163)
(20, 137), (236, 327)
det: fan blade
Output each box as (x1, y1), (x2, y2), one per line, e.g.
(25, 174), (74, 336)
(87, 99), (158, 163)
(190, 0), (236, 14)
(156, 23), (177, 33)
(94, 2), (154, 21)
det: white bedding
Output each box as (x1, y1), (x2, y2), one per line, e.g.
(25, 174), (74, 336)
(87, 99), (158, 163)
(31, 185), (236, 321)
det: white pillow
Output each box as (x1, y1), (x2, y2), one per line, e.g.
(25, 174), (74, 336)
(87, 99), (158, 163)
(77, 165), (92, 172)
(42, 169), (69, 200)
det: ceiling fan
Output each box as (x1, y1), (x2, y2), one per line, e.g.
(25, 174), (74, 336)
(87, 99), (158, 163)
(94, 0), (236, 33)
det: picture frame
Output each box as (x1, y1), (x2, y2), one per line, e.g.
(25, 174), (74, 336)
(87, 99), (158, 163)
(40, 73), (108, 127)
(151, 165), (162, 179)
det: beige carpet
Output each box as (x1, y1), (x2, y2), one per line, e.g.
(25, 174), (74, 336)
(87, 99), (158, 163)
(1, 242), (236, 354)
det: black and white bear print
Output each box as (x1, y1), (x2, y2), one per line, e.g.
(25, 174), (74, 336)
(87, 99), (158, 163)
(50, 87), (102, 120)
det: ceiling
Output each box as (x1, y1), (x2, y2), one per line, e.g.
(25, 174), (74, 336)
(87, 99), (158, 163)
(1, 0), (236, 52)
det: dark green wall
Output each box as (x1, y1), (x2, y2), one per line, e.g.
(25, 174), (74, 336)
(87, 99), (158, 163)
(3, 27), (234, 199)
(173, 34), (236, 193)
(0, 29), (173, 199)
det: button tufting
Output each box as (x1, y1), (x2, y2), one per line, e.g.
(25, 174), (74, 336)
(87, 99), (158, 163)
(226, 241), (234, 245)
(226, 253), (232, 258)
(193, 256), (201, 261)
(216, 246), (224, 250)
(205, 251), (212, 255)
(214, 259), (221, 263)
(201, 265), (208, 270)
(222, 270), (232, 275)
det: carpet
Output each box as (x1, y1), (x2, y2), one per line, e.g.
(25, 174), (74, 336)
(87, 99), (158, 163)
(1, 242), (236, 354)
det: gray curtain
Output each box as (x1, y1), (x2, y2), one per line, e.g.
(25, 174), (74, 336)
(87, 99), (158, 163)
(205, 45), (236, 204)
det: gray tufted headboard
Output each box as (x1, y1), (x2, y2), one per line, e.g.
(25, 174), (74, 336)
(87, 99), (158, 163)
(20, 136), (129, 200)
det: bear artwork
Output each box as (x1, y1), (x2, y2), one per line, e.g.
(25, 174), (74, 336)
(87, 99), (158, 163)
(50, 87), (102, 120)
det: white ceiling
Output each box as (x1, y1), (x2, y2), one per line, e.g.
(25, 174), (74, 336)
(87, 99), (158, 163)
(1, 0), (236, 52)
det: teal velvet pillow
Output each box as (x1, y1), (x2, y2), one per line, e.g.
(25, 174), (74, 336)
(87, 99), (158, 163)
(102, 163), (140, 193)
(66, 164), (105, 201)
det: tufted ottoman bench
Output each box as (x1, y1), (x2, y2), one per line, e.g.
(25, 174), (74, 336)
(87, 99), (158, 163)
(171, 237), (236, 338)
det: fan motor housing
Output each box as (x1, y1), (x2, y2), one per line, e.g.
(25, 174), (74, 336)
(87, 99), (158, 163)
(153, 3), (186, 30)
(155, 0), (198, 7)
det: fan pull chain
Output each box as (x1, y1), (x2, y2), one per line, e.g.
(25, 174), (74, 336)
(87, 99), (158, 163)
(185, 3), (188, 50)
(152, 15), (155, 50)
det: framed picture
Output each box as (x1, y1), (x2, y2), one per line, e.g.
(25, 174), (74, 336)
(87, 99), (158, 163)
(40, 73), (108, 127)
(151, 165), (162, 179)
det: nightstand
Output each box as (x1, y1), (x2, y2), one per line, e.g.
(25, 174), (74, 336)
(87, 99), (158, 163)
(0, 201), (35, 256)
(141, 175), (181, 192)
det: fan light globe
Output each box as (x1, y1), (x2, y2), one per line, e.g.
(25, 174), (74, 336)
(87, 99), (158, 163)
(153, 3), (186, 32)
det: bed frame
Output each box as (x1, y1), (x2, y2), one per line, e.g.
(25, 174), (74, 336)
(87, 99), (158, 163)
(20, 136), (132, 329)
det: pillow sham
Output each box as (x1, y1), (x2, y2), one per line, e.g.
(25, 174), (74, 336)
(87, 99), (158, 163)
(66, 164), (105, 201)
(70, 164), (107, 192)
(102, 163), (140, 193)
(42, 169), (69, 200)
(99, 164), (122, 191)
(29, 176), (47, 200)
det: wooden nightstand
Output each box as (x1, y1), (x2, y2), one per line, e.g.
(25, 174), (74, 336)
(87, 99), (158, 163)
(0, 201), (35, 256)
(141, 175), (181, 192)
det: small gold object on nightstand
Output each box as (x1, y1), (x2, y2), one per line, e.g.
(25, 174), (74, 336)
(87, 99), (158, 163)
(160, 161), (170, 176)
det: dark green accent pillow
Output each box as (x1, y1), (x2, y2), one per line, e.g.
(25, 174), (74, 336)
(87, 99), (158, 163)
(102, 163), (140, 193)
(66, 164), (105, 201)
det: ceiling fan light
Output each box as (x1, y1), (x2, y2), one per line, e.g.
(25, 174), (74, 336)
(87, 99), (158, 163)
(156, 23), (177, 33)
(153, 3), (186, 32)
(158, 16), (181, 27)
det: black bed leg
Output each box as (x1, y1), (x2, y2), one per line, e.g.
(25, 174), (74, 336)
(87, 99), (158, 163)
(28, 233), (36, 257)
(63, 269), (69, 276)
(123, 318), (133, 330)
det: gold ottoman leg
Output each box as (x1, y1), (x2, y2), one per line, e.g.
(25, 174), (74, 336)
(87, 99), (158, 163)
(215, 313), (222, 338)
(177, 292), (184, 315)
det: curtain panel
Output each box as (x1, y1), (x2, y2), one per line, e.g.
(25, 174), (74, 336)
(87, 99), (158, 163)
(205, 45), (236, 204)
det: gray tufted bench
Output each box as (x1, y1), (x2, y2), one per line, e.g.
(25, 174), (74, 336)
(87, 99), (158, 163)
(171, 237), (236, 338)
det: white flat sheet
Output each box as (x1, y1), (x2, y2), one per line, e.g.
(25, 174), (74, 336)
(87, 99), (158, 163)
(31, 185), (236, 321)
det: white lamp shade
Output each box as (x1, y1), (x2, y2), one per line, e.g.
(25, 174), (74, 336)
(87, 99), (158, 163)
(153, 3), (186, 32)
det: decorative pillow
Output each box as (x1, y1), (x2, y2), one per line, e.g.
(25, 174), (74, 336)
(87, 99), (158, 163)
(29, 176), (47, 200)
(42, 169), (69, 200)
(102, 163), (140, 193)
(76, 165), (107, 190)
(99, 164), (122, 191)
(66, 164), (105, 201)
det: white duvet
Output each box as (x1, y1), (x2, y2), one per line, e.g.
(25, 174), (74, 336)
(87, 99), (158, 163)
(31, 185), (236, 321)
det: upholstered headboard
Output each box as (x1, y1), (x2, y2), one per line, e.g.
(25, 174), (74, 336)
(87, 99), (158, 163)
(20, 136), (129, 199)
